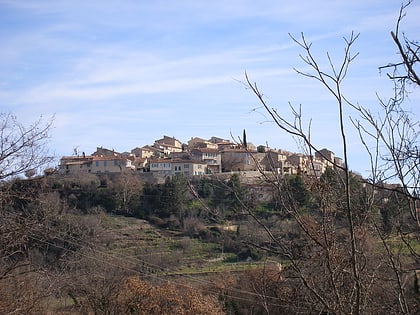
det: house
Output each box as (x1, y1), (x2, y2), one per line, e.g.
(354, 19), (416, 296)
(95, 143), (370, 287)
(188, 137), (218, 149)
(260, 149), (293, 175)
(153, 136), (183, 155)
(149, 158), (207, 176)
(169, 151), (192, 160)
(287, 153), (310, 175)
(315, 148), (339, 168)
(58, 155), (135, 175)
(149, 159), (173, 175)
(92, 147), (121, 157)
(190, 148), (221, 173)
(90, 156), (135, 173)
(131, 145), (163, 158)
(309, 158), (326, 178)
(216, 141), (238, 152)
(58, 155), (93, 175)
(208, 136), (230, 144)
(155, 135), (183, 148)
(287, 153), (327, 177)
(171, 159), (207, 176)
(220, 149), (265, 172)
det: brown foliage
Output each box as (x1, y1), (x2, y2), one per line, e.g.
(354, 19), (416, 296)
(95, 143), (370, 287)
(119, 276), (225, 315)
(0, 268), (49, 315)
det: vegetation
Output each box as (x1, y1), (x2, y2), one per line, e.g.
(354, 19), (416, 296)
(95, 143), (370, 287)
(0, 2), (418, 314)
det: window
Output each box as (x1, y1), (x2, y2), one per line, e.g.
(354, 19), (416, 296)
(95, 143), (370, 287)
(114, 160), (118, 166)
(95, 161), (99, 167)
(184, 164), (189, 169)
(104, 161), (107, 167)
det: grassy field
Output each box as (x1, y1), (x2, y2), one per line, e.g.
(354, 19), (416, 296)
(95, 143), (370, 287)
(47, 213), (283, 313)
(97, 214), (276, 276)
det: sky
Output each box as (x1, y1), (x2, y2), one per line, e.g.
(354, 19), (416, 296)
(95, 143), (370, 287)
(0, 0), (419, 176)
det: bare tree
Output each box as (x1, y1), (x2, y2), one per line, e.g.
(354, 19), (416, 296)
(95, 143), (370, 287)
(242, 2), (419, 314)
(379, 0), (419, 88)
(0, 113), (53, 181)
(356, 0), (419, 225)
(0, 113), (57, 313)
(0, 113), (54, 276)
(113, 172), (143, 215)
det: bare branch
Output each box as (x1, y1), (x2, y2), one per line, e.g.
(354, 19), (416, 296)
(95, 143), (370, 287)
(0, 113), (54, 181)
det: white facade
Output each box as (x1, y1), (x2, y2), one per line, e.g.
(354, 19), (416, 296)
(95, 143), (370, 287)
(149, 159), (206, 176)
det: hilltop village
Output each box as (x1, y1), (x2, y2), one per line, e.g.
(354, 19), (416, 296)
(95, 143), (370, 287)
(59, 134), (343, 182)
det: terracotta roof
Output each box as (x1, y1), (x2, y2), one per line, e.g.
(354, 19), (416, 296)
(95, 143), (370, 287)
(91, 156), (128, 161)
(191, 148), (219, 153)
(149, 158), (205, 164)
(61, 156), (93, 161)
(171, 158), (206, 164)
(62, 161), (90, 166)
(221, 149), (257, 153)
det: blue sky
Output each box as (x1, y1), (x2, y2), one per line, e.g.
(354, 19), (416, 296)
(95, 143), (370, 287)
(1, 0), (419, 175)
